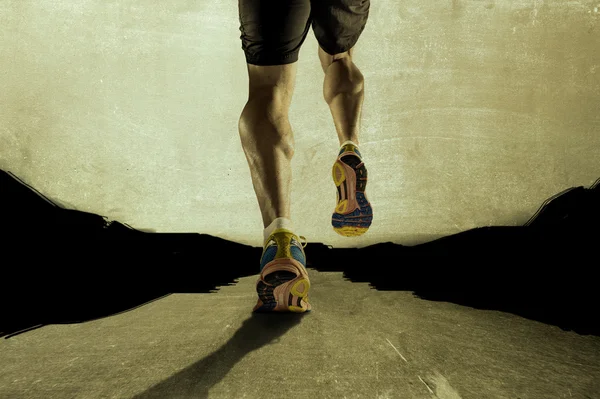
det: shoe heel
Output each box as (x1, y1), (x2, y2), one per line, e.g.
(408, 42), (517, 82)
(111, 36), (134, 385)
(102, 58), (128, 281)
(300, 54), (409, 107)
(332, 161), (347, 186)
(288, 278), (311, 313)
(255, 270), (296, 312)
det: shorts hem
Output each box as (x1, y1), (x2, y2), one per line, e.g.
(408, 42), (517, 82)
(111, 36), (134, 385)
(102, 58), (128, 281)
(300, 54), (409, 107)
(245, 52), (300, 66)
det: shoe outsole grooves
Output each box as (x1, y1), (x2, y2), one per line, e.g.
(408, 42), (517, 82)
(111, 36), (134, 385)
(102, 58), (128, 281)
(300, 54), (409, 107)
(332, 154), (373, 237)
(254, 270), (311, 313)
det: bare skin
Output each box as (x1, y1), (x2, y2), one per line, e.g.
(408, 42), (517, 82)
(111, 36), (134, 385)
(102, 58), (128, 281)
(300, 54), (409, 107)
(238, 46), (365, 229)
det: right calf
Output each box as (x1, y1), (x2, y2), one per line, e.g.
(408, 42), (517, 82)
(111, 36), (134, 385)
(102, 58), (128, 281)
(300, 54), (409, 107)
(323, 58), (365, 145)
(323, 57), (365, 105)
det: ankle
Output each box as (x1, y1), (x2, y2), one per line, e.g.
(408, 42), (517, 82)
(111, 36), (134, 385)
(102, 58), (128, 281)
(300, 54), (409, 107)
(263, 217), (294, 245)
(340, 139), (359, 148)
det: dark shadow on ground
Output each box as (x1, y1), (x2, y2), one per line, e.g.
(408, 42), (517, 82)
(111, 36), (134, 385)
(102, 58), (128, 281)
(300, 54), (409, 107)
(131, 312), (305, 399)
(2, 169), (599, 347)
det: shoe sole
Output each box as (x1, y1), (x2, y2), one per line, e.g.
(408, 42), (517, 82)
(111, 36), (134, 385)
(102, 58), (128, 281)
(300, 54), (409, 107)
(253, 258), (311, 313)
(332, 154), (373, 237)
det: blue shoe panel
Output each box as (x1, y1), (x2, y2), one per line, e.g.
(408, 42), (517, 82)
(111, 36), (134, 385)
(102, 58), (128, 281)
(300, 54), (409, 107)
(338, 145), (362, 158)
(259, 238), (306, 273)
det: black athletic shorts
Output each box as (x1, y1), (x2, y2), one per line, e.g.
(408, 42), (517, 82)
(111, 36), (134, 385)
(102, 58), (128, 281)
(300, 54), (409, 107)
(238, 0), (370, 66)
